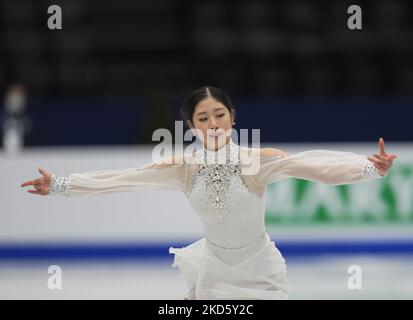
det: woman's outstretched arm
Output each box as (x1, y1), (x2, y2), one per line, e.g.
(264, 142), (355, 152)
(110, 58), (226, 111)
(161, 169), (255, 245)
(254, 138), (397, 186)
(20, 157), (188, 197)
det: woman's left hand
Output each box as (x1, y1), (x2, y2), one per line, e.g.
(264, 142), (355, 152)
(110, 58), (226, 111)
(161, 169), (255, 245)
(367, 138), (398, 177)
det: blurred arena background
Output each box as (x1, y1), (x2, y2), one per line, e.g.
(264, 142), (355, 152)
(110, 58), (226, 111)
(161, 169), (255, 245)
(0, 0), (412, 299)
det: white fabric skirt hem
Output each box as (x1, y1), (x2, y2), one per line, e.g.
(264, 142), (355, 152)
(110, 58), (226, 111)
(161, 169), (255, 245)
(169, 234), (289, 300)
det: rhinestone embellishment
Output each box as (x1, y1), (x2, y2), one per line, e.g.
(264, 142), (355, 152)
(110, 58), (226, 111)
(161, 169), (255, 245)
(49, 174), (70, 196)
(191, 142), (245, 218)
(196, 162), (241, 218)
(363, 159), (383, 179)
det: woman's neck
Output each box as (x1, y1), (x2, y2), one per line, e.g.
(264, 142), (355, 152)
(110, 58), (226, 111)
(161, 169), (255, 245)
(204, 137), (232, 151)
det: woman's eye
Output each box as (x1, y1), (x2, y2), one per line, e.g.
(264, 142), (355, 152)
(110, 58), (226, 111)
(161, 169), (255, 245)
(217, 114), (225, 118)
(199, 118), (207, 122)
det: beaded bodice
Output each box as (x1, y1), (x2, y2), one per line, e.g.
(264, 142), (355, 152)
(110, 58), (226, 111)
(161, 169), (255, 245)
(185, 141), (268, 251)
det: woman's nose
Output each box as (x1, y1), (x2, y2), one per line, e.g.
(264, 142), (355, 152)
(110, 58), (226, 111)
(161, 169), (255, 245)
(209, 118), (218, 129)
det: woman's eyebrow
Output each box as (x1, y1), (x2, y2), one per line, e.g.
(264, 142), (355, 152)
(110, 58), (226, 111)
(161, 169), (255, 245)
(195, 108), (225, 116)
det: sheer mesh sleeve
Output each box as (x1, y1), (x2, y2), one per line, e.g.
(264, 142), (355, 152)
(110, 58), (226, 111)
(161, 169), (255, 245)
(254, 149), (384, 186)
(49, 160), (188, 197)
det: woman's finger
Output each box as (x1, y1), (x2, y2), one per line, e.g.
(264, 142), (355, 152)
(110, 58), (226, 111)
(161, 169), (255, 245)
(27, 189), (41, 194)
(368, 156), (385, 166)
(374, 154), (393, 166)
(370, 158), (391, 172)
(372, 162), (387, 175)
(373, 154), (391, 165)
(374, 162), (387, 171)
(38, 167), (50, 177)
(369, 157), (384, 166)
(379, 137), (387, 155)
(373, 153), (386, 160)
(375, 153), (396, 163)
(21, 180), (34, 187)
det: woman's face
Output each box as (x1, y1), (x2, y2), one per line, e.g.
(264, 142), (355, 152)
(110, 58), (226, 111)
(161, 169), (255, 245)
(189, 96), (234, 151)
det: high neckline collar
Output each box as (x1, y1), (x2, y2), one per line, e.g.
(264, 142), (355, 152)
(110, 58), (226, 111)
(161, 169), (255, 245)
(200, 139), (240, 165)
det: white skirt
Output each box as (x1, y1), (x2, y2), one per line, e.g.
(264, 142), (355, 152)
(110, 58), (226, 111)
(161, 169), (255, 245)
(169, 233), (289, 300)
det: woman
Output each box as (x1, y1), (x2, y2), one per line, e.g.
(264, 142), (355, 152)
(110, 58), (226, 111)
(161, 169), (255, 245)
(20, 86), (397, 300)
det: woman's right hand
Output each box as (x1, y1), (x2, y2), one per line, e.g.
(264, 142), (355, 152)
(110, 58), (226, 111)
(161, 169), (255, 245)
(20, 167), (53, 196)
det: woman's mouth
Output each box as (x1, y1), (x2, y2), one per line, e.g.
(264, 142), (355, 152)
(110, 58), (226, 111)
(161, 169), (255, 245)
(209, 133), (222, 137)
(208, 129), (225, 137)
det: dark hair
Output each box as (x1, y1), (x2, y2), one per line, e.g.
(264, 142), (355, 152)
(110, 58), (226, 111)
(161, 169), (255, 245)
(180, 86), (236, 128)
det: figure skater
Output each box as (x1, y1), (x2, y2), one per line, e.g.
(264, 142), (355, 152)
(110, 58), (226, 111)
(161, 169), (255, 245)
(20, 86), (397, 300)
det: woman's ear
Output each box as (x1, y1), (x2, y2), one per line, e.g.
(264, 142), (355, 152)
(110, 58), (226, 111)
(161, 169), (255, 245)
(186, 120), (194, 129)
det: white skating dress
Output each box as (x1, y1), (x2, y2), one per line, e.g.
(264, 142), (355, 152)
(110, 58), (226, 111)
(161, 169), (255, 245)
(49, 140), (384, 299)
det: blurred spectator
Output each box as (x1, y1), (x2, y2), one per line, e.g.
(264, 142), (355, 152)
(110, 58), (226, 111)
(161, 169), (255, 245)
(2, 84), (30, 155)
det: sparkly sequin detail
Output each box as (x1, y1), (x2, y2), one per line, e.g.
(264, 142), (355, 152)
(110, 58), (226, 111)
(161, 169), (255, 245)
(187, 142), (258, 218)
(194, 162), (242, 218)
(49, 174), (70, 196)
(363, 159), (383, 179)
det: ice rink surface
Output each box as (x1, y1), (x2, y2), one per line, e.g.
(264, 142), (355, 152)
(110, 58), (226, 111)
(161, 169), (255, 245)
(1, 255), (412, 300)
